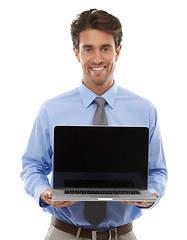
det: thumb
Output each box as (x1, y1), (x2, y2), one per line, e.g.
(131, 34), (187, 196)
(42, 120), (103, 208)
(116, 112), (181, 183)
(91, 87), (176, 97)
(153, 192), (159, 198)
(44, 188), (53, 199)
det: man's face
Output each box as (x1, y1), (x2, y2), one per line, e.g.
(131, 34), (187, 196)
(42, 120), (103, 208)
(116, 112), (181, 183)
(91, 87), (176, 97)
(73, 29), (121, 93)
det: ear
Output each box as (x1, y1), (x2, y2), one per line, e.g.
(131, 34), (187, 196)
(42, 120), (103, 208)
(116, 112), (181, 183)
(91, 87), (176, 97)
(73, 46), (80, 62)
(115, 45), (122, 62)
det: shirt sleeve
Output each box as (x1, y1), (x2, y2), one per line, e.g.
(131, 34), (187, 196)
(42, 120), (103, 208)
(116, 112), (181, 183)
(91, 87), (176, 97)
(148, 103), (168, 207)
(20, 104), (52, 206)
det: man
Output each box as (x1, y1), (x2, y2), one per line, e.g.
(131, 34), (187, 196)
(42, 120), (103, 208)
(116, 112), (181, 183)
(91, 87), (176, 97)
(21, 9), (167, 240)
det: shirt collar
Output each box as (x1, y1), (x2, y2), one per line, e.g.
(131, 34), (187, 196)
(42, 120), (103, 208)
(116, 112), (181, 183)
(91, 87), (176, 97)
(79, 81), (118, 109)
(101, 82), (117, 109)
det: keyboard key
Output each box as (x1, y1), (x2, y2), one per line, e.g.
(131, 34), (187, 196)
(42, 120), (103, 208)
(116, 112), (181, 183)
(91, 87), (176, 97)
(65, 190), (140, 195)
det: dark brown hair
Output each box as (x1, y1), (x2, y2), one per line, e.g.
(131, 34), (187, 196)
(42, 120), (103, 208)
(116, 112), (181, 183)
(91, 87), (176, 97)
(71, 9), (123, 50)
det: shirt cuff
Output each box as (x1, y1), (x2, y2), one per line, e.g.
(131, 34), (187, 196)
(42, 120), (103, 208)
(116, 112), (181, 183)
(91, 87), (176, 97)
(39, 198), (50, 208)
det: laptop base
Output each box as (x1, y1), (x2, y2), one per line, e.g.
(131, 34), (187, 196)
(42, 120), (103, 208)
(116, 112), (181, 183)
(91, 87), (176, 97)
(52, 189), (157, 202)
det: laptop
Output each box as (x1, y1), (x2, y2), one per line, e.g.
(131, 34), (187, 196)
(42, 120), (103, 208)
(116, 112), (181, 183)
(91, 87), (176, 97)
(52, 126), (157, 202)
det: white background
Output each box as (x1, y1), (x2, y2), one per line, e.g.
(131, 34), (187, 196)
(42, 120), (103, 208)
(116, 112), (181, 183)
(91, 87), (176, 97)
(0, 0), (187, 239)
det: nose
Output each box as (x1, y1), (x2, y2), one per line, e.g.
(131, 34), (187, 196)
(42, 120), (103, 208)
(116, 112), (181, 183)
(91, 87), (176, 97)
(92, 50), (103, 65)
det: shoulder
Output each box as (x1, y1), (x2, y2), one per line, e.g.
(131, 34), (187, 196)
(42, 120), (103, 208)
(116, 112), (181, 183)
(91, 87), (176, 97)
(41, 87), (79, 109)
(35, 87), (80, 119)
(117, 86), (154, 109)
(117, 86), (158, 130)
(46, 87), (79, 104)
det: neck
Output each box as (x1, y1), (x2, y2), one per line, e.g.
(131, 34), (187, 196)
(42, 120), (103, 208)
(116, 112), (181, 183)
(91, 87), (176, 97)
(83, 79), (114, 96)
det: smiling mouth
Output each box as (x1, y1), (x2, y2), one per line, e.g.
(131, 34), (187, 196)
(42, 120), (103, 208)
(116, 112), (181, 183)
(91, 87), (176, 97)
(90, 66), (106, 71)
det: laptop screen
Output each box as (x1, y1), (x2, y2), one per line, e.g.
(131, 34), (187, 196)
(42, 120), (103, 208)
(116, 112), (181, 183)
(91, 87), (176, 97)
(53, 126), (149, 190)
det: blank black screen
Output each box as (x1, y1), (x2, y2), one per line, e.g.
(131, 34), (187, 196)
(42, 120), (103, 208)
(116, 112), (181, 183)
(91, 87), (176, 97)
(54, 126), (149, 174)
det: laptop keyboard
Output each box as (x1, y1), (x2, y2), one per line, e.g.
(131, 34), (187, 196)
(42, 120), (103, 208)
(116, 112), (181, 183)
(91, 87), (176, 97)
(64, 179), (135, 188)
(65, 190), (140, 195)
(64, 179), (140, 195)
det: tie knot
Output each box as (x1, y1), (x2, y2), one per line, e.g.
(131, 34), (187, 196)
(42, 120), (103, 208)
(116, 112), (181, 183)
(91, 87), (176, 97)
(94, 97), (106, 107)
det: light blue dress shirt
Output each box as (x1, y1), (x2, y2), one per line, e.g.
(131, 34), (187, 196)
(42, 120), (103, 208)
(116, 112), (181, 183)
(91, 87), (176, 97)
(21, 82), (168, 230)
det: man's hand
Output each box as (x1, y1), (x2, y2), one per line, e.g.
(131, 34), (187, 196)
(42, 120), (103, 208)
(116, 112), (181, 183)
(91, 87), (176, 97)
(121, 192), (158, 208)
(40, 188), (77, 208)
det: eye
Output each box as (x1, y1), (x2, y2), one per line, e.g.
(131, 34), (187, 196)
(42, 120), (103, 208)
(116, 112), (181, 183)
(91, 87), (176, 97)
(102, 47), (110, 52)
(85, 48), (92, 53)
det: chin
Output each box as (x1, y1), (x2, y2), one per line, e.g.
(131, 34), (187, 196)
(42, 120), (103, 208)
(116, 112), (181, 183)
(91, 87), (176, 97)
(91, 79), (109, 86)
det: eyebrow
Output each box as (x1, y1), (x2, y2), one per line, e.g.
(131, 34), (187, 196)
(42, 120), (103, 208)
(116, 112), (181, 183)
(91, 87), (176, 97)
(82, 44), (113, 49)
(82, 45), (93, 49)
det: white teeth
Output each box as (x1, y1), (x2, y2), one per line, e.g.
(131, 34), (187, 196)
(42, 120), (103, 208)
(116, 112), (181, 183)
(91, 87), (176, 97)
(92, 67), (105, 71)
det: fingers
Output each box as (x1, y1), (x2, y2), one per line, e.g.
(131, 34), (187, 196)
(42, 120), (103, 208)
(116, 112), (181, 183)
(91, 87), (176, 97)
(121, 201), (154, 207)
(121, 201), (129, 204)
(130, 201), (154, 207)
(47, 200), (77, 208)
(40, 188), (77, 208)
(121, 192), (158, 207)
